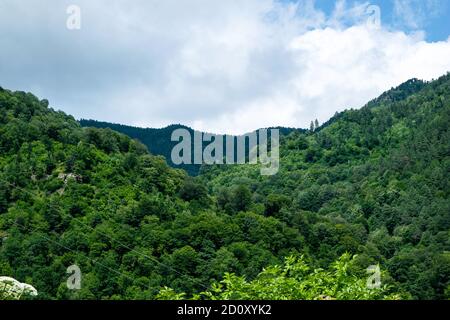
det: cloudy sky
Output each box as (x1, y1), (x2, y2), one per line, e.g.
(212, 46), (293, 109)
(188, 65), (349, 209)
(0, 0), (449, 134)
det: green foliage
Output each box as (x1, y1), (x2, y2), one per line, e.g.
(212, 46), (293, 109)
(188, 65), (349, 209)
(200, 73), (450, 299)
(158, 254), (403, 300)
(265, 193), (290, 217)
(1, 73), (449, 300)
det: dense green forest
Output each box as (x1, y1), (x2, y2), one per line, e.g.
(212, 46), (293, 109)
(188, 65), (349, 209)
(78, 121), (201, 175)
(79, 119), (299, 176)
(0, 74), (449, 300)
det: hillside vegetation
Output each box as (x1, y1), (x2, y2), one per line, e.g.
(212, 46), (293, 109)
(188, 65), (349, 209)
(79, 120), (300, 176)
(198, 76), (450, 300)
(0, 74), (449, 300)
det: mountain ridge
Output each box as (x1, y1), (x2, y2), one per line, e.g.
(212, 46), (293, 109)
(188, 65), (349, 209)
(79, 76), (436, 175)
(0, 73), (449, 300)
(79, 120), (302, 175)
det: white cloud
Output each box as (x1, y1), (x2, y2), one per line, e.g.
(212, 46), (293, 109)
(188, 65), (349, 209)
(0, 0), (449, 134)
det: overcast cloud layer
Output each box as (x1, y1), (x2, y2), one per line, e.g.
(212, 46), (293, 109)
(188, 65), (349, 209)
(0, 0), (449, 134)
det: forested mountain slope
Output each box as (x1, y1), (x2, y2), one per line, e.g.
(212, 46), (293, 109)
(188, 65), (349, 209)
(0, 73), (449, 300)
(199, 75), (450, 299)
(78, 121), (201, 175)
(0, 86), (392, 300)
(79, 120), (300, 176)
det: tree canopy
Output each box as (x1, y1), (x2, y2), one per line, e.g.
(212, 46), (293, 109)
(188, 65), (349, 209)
(0, 73), (449, 300)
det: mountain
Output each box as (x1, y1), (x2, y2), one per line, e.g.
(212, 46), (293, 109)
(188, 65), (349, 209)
(78, 121), (199, 175)
(0, 86), (384, 300)
(0, 73), (449, 300)
(79, 79), (429, 176)
(79, 120), (302, 175)
(198, 74), (450, 299)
